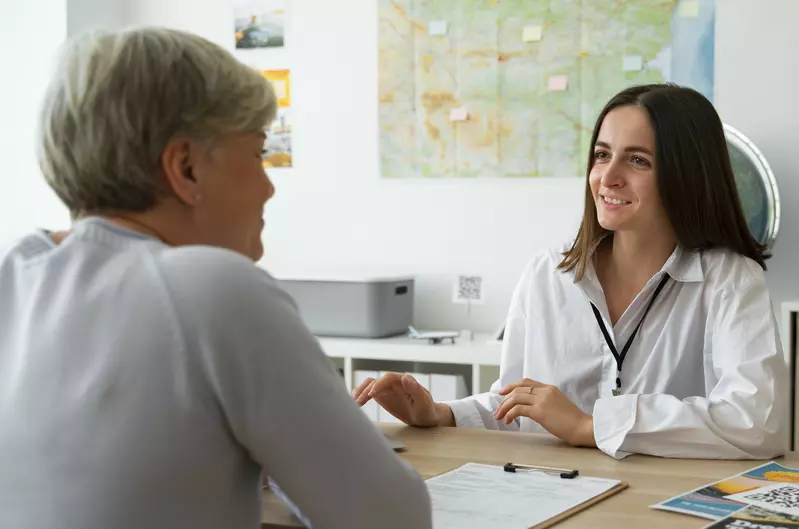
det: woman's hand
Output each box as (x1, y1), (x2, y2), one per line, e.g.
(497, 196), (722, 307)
(352, 373), (455, 427)
(494, 378), (596, 447)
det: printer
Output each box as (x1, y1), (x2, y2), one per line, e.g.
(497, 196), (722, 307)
(277, 275), (414, 338)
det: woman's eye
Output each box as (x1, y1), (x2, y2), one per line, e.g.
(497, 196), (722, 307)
(631, 155), (650, 166)
(594, 151), (609, 161)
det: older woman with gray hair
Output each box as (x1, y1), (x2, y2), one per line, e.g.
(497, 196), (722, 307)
(0, 27), (431, 529)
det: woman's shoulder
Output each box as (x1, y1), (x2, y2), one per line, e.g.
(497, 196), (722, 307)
(523, 240), (573, 272)
(698, 247), (767, 288)
(155, 244), (268, 275)
(514, 242), (575, 289)
(151, 245), (288, 308)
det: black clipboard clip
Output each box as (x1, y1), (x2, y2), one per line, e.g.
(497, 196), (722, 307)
(503, 462), (579, 479)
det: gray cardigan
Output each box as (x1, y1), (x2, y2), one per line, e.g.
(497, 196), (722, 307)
(0, 217), (431, 529)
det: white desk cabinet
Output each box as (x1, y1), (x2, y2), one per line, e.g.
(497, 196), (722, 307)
(317, 333), (502, 395)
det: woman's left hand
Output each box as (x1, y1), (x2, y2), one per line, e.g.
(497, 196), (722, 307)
(494, 378), (596, 447)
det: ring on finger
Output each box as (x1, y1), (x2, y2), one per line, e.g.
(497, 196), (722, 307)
(528, 386), (534, 395)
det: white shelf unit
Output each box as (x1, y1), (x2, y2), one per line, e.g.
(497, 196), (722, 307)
(317, 333), (502, 395)
(782, 301), (799, 451)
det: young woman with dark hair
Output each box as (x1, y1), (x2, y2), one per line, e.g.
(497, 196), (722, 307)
(356, 84), (786, 460)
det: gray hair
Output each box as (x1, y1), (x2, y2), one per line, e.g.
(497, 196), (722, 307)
(37, 27), (277, 215)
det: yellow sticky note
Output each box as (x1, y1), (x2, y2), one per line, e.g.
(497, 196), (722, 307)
(522, 26), (542, 43)
(429, 20), (448, 36)
(449, 106), (469, 122)
(678, 1), (699, 18)
(547, 75), (568, 92)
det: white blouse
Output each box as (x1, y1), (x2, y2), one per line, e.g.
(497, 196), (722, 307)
(447, 243), (788, 459)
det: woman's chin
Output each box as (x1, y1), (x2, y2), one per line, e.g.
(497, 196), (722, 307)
(596, 218), (619, 232)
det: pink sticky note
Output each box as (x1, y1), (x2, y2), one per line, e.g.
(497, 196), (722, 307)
(449, 106), (469, 121)
(547, 75), (568, 91)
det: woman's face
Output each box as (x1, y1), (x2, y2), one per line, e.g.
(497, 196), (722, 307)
(588, 105), (670, 236)
(190, 131), (275, 261)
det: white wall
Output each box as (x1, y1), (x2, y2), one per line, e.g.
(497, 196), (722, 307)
(66, 0), (126, 36)
(125, 0), (585, 332)
(714, 1), (799, 331)
(0, 1), (70, 241)
(13, 0), (799, 332)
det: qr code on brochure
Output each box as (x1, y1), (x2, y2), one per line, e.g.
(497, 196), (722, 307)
(727, 483), (799, 517)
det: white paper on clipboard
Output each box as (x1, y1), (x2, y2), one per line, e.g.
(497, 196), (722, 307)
(426, 462), (621, 529)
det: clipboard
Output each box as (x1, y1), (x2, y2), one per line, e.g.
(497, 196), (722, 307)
(425, 462), (628, 529)
(534, 481), (628, 529)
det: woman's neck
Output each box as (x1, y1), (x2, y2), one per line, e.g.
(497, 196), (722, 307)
(101, 214), (171, 244)
(601, 230), (677, 287)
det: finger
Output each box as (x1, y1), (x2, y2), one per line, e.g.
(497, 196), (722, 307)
(400, 374), (423, 395)
(503, 404), (537, 425)
(497, 378), (543, 395)
(494, 394), (514, 420)
(511, 386), (543, 395)
(400, 374), (433, 406)
(368, 372), (404, 396)
(496, 385), (542, 411)
(497, 378), (534, 395)
(352, 377), (375, 399)
(354, 380), (378, 406)
(494, 393), (533, 421)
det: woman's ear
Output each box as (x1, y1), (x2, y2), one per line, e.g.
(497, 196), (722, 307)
(160, 137), (202, 206)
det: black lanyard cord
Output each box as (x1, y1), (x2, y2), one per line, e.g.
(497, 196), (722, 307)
(590, 274), (670, 393)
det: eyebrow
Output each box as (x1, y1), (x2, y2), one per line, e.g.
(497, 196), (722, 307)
(594, 141), (653, 156)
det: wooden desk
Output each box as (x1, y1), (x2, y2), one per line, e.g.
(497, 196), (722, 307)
(262, 424), (798, 529)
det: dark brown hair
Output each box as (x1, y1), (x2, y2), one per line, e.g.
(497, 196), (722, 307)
(558, 83), (768, 279)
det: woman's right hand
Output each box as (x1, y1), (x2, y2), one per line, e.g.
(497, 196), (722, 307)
(352, 373), (455, 427)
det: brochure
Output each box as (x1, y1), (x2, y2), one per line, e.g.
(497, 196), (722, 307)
(652, 462), (799, 521)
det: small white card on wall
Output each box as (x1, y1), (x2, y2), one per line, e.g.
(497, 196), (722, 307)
(429, 20), (448, 36)
(622, 55), (643, 72)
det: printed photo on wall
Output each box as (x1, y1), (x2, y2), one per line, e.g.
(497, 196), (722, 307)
(263, 108), (292, 168)
(233, 0), (285, 49)
(261, 69), (292, 168)
(262, 69), (290, 108)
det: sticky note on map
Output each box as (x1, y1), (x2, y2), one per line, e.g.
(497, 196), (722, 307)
(622, 55), (643, 72)
(678, 1), (699, 18)
(522, 26), (542, 42)
(547, 75), (568, 92)
(449, 106), (469, 122)
(429, 20), (448, 36)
